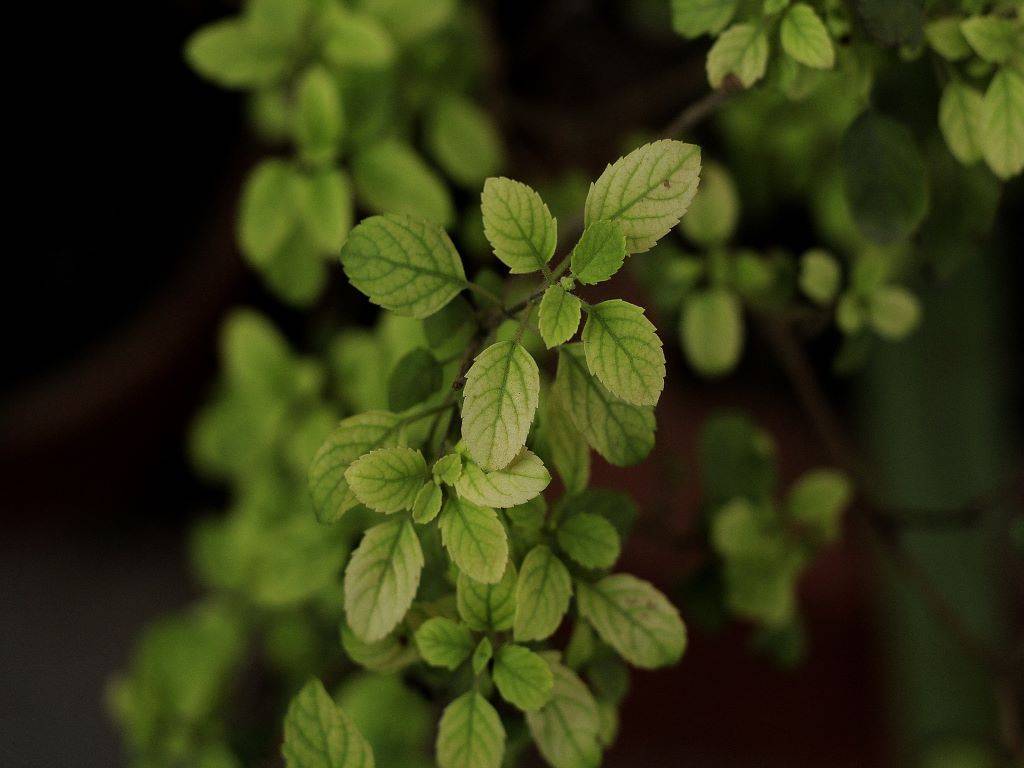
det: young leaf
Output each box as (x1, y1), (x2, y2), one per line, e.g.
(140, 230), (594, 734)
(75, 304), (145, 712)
(351, 139), (454, 226)
(679, 162), (739, 247)
(239, 160), (299, 265)
(780, 4), (835, 69)
(799, 250), (841, 306)
(541, 388), (591, 494)
(345, 447), (428, 514)
(309, 411), (403, 524)
(433, 453), (464, 486)
(554, 345), (655, 467)
(582, 299), (666, 407)
(436, 693), (505, 768)
(868, 286), (921, 339)
(960, 16), (1018, 64)
(939, 81), (985, 165)
(576, 574), (687, 669)
(297, 168), (353, 252)
(538, 285), (583, 348)
(670, 0), (738, 38)
(340, 213), (467, 319)
(343, 517), (423, 642)
(480, 177), (557, 274)
(439, 496), (509, 584)
(924, 17), (972, 61)
(471, 637), (493, 675)
(185, 20), (287, 89)
(413, 617), (474, 670)
(455, 449), (551, 509)
(557, 513), (621, 570)
(318, 7), (395, 69)
(514, 545), (572, 642)
(282, 678), (375, 768)
(680, 289), (744, 377)
(584, 140), (702, 254)
(706, 23), (770, 89)
(493, 644), (554, 712)
(411, 481), (443, 524)
(525, 657), (602, 768)
(457, 561), (517, 631)
(570, 220), (627, 285)
(980, 68), (1024, 180)
(295, 66), (344, 166)
(461, 341), (540, 471)
(426, 95), (504, 189)
(387, 349), (443, 411)
(786, 468), (852, 544)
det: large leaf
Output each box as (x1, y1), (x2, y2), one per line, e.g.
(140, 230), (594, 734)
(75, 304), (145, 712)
(439, 496), (509, 583)
(980, 68), (1024, 180)
(351, 139), (454, 226)
(493, 644), (554, 712)
(436, 693), (506, 768)
(514, 545), (572, 642)
(582, 300), (665, 407)
(413, 617), (474, 670)
(455, 449), (551, 509)
(282, 678), (375, 768)
(541, 388), (590, 494)
(456, 560), (517, 631)
(481, 177), (557, 274)
(525, 657), (602, 768)
(426, 95), (504, 189)
(557, 513), (621, 570)
(345, 447), (428, 514)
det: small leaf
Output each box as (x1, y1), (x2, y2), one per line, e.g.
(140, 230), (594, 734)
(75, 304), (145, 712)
(185, 19), (288, 89)
(786, 469), (852, 544)
(525, 657), (602, 768)
(351, 139), (454, 226)
(570, 220), (626, 285)
(680, 289), (744, 378)
(411, 482), (443, 524)
(340, 625), (417, 673)
(670, 0), (738, 38)
(514, 545), (572, 642)
(426, 95), (505, 189)
(344, 517), (423, 642)
(345, 447), (428, 514)
(457, 561), (516, 631)
(282, 678), (374, 768)
(538, 285), (583, 349)
(455, 449), (551, 509)
(481, 177), (557, 274)
(799, 249), (841, 305)
(238, 160), (300, 265)
(387, 349), (443, 411)
(763, 0), (791, 14)
(471, 637), (493, 675)
(493, 645), (554, 712)
(939, 81), (985, 165)
(318, 7), (395, 69)
(582, 299), (666, 406)
(868, 286), (921, 339)
(295, 65), (344, 166)
(340, 213), (466, 319)
(980, 68), (1024, 180)
(924, 17), (972, 61)
(584, 140), (702, 254)
(678, 162), (739, 247)
(557, 513), (621, 570)
(576, 574), (687, 669)
(439, 496), (509, 583)
(960, 16), (1018, 64)
(780, 4), (835, 69)
(461, 341), (541, 471)
(542, 388), (591, 494)
(706, 23), (770, 88)
(414, 617), (474, 670)
(433, 453), (464, 486)
(436, 693), (505, 768)
(297, 168), (353, 252)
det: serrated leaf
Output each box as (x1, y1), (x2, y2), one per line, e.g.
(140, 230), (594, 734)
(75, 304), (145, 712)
(925, 16), (972, 60)
(582, 300), (666, 407)
(457, 560), (516, 631)
(455, 449), (551, 509)
(351, 139), (454, 226)
(433, 453), (464, 486)
(426, 95), (504, 189)
(670, 0), (738, 38)
(576, 574), (687, 669)
(411, 482), (443, 524)
(939, 80), (985, 165)
(481, 178), (557, 274)
(980, 68), (1024, 180)
(239, 160), (299, 265)
(295, 65), (344, 166)
(340, 213), (466, 319)
(570, 221), (626, 285)
(781, 4), (835, 69)
(514, 545), (572, 641)
(461, 341), (541, 471)
(344, 518), (423, 642)
(525, 657), (602, 768)
(557, 514), (621, 570)
(414, 617), (474, 670)
(960, 16), (1018, 64)
(439, 496), (509, 583)
(706, 23), (770, 89)
(436, 693), (505, 768)
(282, 678), (375, 768)
(554, 345), (655, 467)
(298, 168), (353, 252)
(542, 389), (590, 494)
(309, 411), (404, 524)
(786, 468), (852, 544)
(345, 447), (428, 514)
(538, 285), (583, 348)
(318, 7), (395, 69)
(472, 637), (493, 675)
(799, 249), (841, 305)
(493, 645), (554, 712)
(680, 289), (744, 378)
(679, 162), (739, 247)
(584, 140), (702, 254)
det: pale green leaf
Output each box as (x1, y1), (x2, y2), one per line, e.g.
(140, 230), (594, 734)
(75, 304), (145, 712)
(525, 657), (602, 768)
(670, 0), (738, 38)
(799, 249), (841, 305)
(786, 468), (852, 543)
(357, 0), (455, 43)
(426, 95), (505, 189)
(295, 66), (344, 166)
(960, 15), (1018, 64)
(868, 286), (921, 339)
(185, 19), (288, 89)
(436, 693), (505, 768)
(345, 447), (428, 514)
(455, 449), (551, 509)
(584, 140), (702, 253)
(678, 162), (739, 247)
(340, 625), (418, 672)
(439, 496), (509, 583)
(940, 81), (985, 165)
(514, 545), (572, 641)
(414, 617), (474, 670)
(706, 23), (770, 89)
(411, 482), (443, 524)
(318, 7), (395, 69)
(570, 220), (626, 285)
(472, 637), (493, 675)
(981, 67), (1024, 179)
(680, 289), (744, 377)
(542, 388), (590, 494)
(493, 645), (554, 712)
(344, 518), (423, 642)
(238, 160), (299, 265)
(282, 678), (375, 768)
(297, 168), (353, 252)
(461, 341), (541, 471)
(582, 299), (666, 406)
(481, 178), (557, 274)
(781, 4), (835, 69)
(538, 285), (583, 348)
(433, 453), (464, 486)
(576, 574), (687, 669)
(351, 139), (454, 226)
(340, 213), (466, 319)
(925, 17), (972, 60)
(457, 560), (516, 631)
(557, 513), (621, 570)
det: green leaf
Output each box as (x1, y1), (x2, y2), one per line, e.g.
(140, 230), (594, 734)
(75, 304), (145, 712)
(525, 657), (602, 768)
(340, 213), (466, 319)
(282, 679), (374, 768)
(538, 285), (583, 348)
(841, 112), (929, 244)
(960, 16), (1018, 64)
(786, 469), (852, 544)
(699, 411), (777, 507)
(576, 574), (687, 669)
(297, 168), (353, 252)
(457, 560), (517, 631)
(514, 545), (572, 641)
(939, 81), (985, 165)
(557, 513), (621, 570)
(439, 496), (509, 583)
(925, 17), (972, 61)
(262, 229), (330, 306)
(584, 140), (702, 254)
(678, 162), (739, 247)
(680, 289), (744, 378)
(455, 449), (551, 509)
(706, 23), (770, 89)
(411, 482), (443, 524)
(357, 0), (455, 43)
(980, 68), (1024, 180)
(185, 19), (288, 89)
(493, 645), (554, 712)
(471, 637), (493, 675)
(387, 349), (443, 411)
(238, 160), (299, 265)
(309, 411), (403, 523)
(480, 178), (557, 274)
(352, 140), (454, 226)
(414, 617), (474, 670)
(318, 7), (395, 69)
(799, 249), (841, 305)
(855, 0), (923, 47)
(426, 95), (504, 188)
(344, 517), (423, 642)
(868, 286), (921, 339)
(541, 388), (590, 494)
(345, 447), (428, 514)
(436, 693), (505, 768)
(764, 0), (791, 14)
(570, 220), (626, 285)
(433, 453), (464, 486)
(295, 66), (344, 166)
(781, 4), (835, 69)
(461, 341), (541, 471)
(670, 0), (738, 38)
(554, 345), (655, 467)
(340, 625), (417, 672)
(582, 300), (666, 407)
